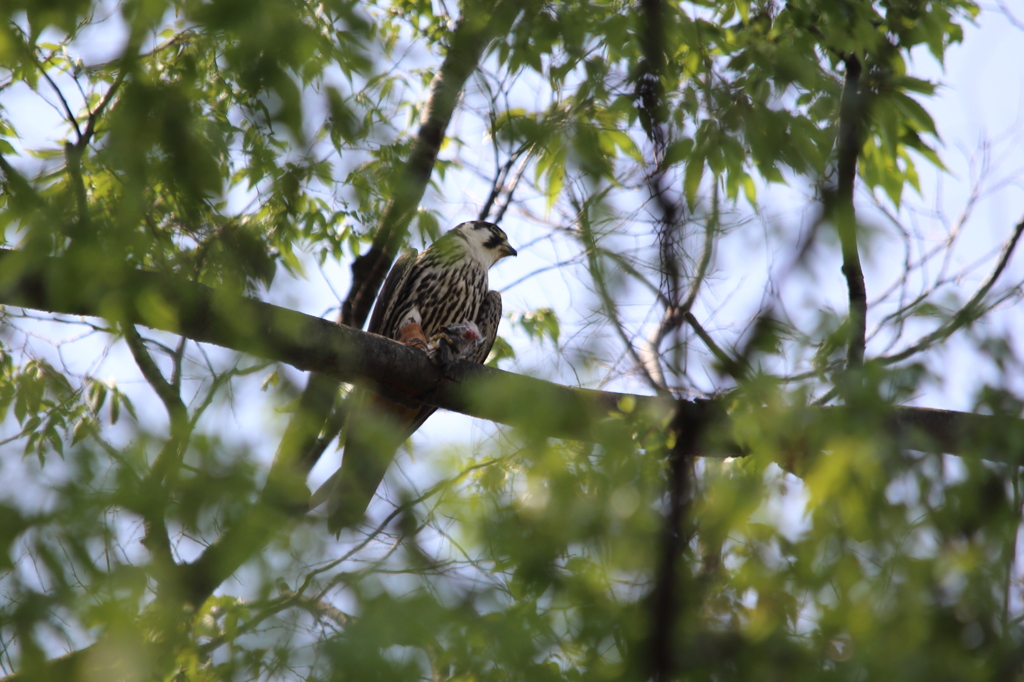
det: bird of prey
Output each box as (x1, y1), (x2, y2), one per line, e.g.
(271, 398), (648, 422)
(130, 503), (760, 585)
(313, 221), (517, 533)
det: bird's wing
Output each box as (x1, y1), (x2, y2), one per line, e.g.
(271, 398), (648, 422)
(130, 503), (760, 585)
(367, 247), (417, 334)
(467, 290), (502, 364)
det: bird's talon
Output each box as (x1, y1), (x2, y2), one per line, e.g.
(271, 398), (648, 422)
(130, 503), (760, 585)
(406, 338), (430, 352)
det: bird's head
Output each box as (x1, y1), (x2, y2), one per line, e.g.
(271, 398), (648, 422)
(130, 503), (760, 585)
(448, 221), (517, 267)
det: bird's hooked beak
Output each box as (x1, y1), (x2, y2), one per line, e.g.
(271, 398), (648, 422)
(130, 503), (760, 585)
(501, 241), (518, 258)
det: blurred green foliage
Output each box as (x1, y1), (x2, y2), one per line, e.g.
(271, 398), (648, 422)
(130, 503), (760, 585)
(3, 0), (1022, 681)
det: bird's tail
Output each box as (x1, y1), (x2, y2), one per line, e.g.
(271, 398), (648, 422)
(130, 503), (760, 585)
(311, 393), (433, 534)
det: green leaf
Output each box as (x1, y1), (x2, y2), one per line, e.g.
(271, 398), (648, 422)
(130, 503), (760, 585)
(892, 92), (938, 137)
(684, 156), (704, 209)
(514, 308), (561, 345)
(486, 336), (515, 366)
(663, 138), (694, 168)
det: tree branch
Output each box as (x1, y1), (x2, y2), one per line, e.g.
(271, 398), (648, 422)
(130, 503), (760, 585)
(2, 245), (1022, 609)
(0, 246), (1017, 457)
(880, 218), (1024, 366)
(0, 242), (1005, 458)
(0, 247), (629, 434)
(122, 325), (186, 579)
(835, 55), (867, 369)
(633, 0), (690, 676)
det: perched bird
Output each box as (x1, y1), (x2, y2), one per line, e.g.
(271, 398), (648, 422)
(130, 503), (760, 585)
(312, 221), (517, 533)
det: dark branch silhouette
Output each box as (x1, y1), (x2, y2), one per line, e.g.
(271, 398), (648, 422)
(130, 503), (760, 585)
(836, 55), (868, 369)
(0, 246), (1016, 457)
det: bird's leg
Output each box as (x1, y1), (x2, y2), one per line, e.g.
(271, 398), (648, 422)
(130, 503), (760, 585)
(397, 321), (429, 351)
(396, 309), (429, 352)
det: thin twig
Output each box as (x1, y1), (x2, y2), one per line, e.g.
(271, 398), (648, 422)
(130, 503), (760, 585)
(121, 325), (186, 582)
(648, 189), (720, 384)
(573, 189), (665, 394)
(881, 218), (1024, 366)
(34, 59), (82, 141)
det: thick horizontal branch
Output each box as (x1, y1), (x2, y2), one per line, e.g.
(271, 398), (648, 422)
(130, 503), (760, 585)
(0, 247), (1020, 462)
(0, 247), (664, 440)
